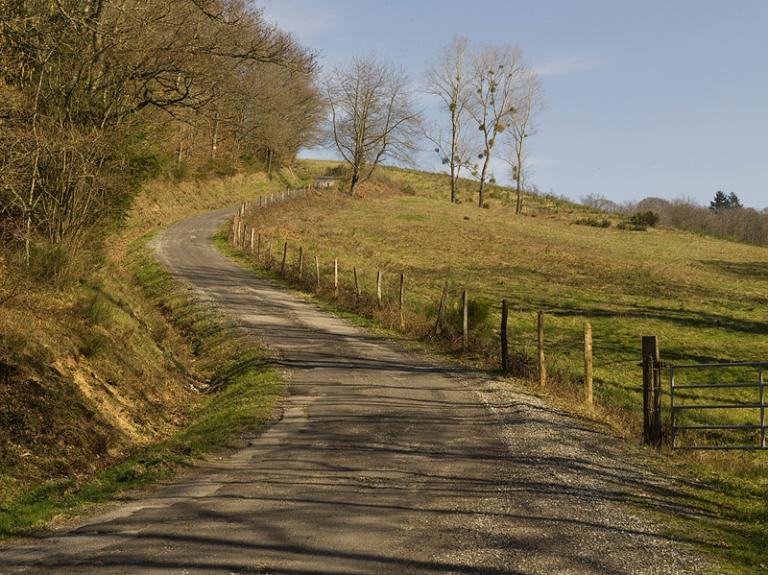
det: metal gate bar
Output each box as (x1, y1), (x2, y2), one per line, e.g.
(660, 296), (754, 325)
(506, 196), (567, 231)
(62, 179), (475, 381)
(670, 362), (767, 450)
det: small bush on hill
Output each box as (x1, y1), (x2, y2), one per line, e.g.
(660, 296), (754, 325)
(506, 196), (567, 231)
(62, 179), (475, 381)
(629, 211), (660, 227)
(575, 217), (611, 228)
(617, 211), (659, 232)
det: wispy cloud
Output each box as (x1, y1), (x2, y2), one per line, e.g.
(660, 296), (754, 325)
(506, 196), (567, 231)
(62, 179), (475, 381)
(533, 54), (603, 77)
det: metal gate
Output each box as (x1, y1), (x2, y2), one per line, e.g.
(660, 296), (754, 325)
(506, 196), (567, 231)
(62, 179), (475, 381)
(670, 362), (767, 450)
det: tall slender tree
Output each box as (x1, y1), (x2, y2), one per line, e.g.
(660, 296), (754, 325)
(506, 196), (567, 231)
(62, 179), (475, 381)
(424, 37), (474, 203)
(504, 67), (543, 214)
(468, 45), (525, 208)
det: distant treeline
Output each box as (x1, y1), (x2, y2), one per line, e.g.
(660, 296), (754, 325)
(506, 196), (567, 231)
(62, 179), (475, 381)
(582, 193), (768, 246)
(0, 0), (323, 262)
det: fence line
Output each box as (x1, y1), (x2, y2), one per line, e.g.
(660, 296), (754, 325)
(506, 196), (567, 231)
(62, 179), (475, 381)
(231, 183), (597, 400)
(226, 183), (728, 449)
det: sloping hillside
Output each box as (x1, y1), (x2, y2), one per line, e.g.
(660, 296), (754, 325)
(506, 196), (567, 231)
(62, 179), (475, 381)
(248, 165), (768, 416)
(231, 163), (768, 572)
(0, 172), (288, 535)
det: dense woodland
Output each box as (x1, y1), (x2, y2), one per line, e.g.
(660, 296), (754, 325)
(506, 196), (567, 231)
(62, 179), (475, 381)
(0, 0), (323, 270)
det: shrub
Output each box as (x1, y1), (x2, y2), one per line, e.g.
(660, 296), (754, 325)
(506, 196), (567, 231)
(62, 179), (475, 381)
(629, 211), (660, 227)
(239, 154), (265, 173)
(617, 221), (647, 232)
(575, 217), (611, 228)
(170, 161), (190, 181)
(448, 298), (493, 336)
(128, 150), (166, 181)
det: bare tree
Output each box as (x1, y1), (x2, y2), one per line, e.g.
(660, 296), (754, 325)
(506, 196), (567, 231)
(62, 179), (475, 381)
(424, 37), (474, 203)
(503, 67), (543, 214)
(581, 194), (622, 213)
(326, 55), (421, 196)
(468, 45), (525, 208)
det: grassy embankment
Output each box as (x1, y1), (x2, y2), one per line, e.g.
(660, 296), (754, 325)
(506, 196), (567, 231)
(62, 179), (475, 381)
(225, 160), (768, 574)
(0, 171), (293, 537)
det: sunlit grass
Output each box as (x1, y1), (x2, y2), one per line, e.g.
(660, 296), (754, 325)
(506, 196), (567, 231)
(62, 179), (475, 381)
(230, 163), (768, 573)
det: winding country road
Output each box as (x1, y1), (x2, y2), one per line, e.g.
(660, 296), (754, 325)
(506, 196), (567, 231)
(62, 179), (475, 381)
(0, 207), (708, 574)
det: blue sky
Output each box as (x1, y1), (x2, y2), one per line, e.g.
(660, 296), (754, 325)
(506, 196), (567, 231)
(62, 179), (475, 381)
(258, 0), (767, 208)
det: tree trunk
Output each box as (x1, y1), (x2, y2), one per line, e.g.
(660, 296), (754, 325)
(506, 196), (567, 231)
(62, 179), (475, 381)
(450, 106), (458, 204)
(211, 111), (220, 159)
(515, 147), (524, 215)
(450, 163), (457, 204)
(349, 170), (360, 196)
(478, 158), (490, 208)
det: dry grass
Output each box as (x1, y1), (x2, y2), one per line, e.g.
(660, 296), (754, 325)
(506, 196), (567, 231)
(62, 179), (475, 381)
(0, 170), (287, 533)
(242, 180), (768, 422)
(0, 250), (197, 508)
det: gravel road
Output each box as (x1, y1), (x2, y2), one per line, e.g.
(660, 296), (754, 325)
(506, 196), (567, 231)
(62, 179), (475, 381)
(0, 207), (710, 574)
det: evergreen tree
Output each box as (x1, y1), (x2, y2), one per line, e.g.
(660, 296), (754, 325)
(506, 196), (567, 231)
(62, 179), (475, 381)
(710, 190), (742, 212)
(709, 191), (729, 211)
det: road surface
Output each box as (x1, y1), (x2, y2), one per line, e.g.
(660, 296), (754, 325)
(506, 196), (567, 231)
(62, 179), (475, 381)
(0, 207), (707, 574)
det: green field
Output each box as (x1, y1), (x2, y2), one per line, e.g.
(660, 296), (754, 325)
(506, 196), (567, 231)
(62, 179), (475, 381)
(231, 162), (768, 573)
(245, 167), (768, 431)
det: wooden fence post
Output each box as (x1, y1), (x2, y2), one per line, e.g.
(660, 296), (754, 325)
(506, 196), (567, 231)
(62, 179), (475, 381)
(298, 246), (304, 282)
(538, 311), (546, 387)
(281, 242), (288, 276)
(462, 290), (468, 351)
(334, 258), (339, 299)
(256, 234), (261, 260)
(376, 270), (383, 310)
(315, 255), (321, 290)
(435, 281), (448, 337)
(399, 273), (405, 329)
(501, 299), (509, 373)
(353, 267), (361, 308)
(584, 322), (593, 406)
(250, 228), (255, 252)
(642, 335), (663, 447)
